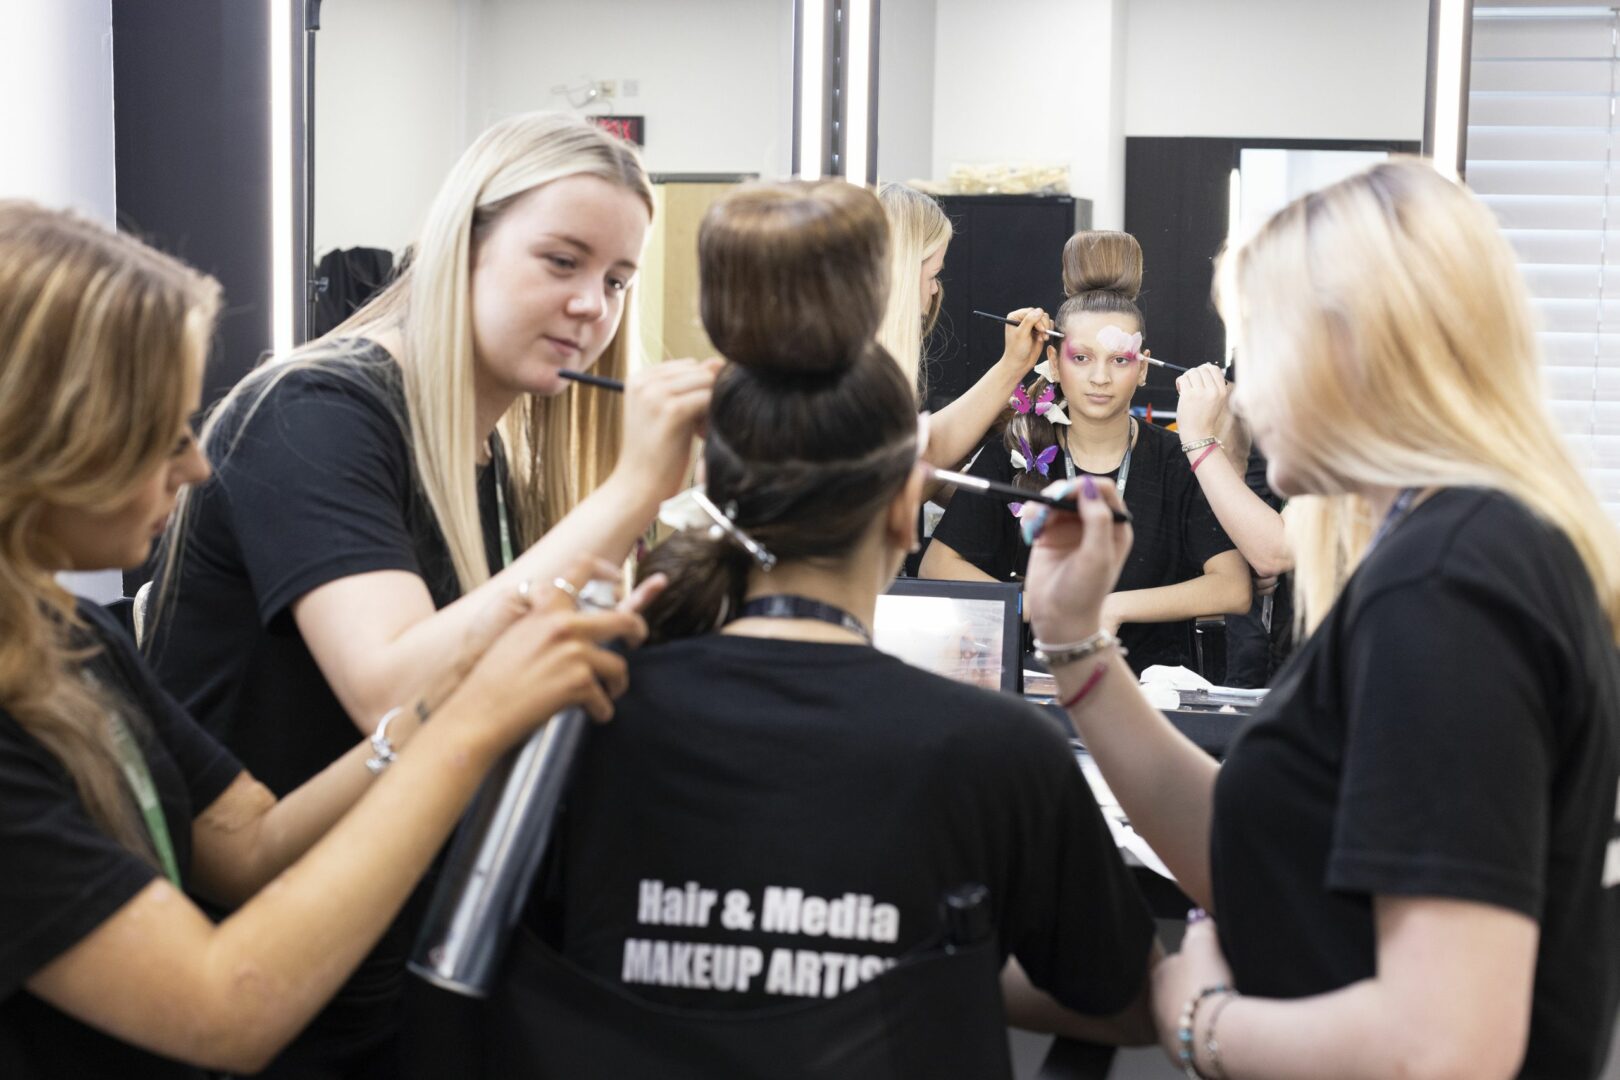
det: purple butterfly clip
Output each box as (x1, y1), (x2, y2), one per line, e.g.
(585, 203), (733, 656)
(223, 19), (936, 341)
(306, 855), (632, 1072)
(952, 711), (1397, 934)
(1016, 436), (1059, 478)
(1010, 383), (1057, 417)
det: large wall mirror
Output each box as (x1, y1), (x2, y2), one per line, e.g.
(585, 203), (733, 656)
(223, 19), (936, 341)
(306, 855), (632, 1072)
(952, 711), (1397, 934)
(875, 0), (1431, 416)
(312, 0), (795, 364)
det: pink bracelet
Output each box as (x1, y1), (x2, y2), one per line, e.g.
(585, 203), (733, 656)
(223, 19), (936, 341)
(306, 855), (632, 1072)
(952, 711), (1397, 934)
(1190, 445), (1220, 472)
(1059, 662), (1110, 709)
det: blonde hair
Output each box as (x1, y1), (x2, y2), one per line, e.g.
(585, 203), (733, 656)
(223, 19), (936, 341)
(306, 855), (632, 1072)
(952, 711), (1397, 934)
(174, 112), (651, 602)
(1215, 157), (1620, 640)
(0, 200), (220, 858)
(876, 183), (952, 399)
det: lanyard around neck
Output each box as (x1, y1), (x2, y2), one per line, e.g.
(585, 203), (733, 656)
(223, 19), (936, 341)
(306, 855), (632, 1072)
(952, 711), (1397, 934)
(106, 712), (182, 888)
(490, 440), (516, 570)
(733, 595), (873, 644)
(1062, 416), (1135, 499)
(1365, 487), (1420, 556)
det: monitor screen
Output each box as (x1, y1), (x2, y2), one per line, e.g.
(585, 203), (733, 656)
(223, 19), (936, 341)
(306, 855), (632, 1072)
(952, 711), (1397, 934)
(872, 579), (1023, 694)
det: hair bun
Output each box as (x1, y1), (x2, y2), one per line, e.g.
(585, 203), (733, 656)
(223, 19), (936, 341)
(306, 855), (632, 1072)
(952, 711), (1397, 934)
(1061, 230), (1142, 300)
(698, 181), (889, 375)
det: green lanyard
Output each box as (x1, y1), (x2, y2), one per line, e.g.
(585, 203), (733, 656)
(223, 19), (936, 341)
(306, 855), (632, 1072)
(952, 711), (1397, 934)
(106, 712), (182, 888)
(491, 442), (516, 570)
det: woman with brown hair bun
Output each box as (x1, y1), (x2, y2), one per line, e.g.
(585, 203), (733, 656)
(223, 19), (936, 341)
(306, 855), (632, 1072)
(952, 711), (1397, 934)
(535, 181), (1158, 1045)
(921, 230), (1250, 674)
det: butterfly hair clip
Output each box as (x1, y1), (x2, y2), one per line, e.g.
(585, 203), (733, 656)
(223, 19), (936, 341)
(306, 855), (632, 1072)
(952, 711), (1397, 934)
(1009, 436), (1059, 478)
(1011, 380), (1071, 426)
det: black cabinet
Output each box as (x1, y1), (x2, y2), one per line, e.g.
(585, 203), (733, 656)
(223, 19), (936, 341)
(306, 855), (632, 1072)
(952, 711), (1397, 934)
(924, 195), (1087, 414)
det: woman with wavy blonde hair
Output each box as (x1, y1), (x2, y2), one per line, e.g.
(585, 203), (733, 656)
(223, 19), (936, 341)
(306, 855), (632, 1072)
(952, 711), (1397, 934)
(149, 111), (716, 1075)
(876, 183), (1053, 480)
(0, 201), (644, 1079)
(1022, 158), (1620, 1078)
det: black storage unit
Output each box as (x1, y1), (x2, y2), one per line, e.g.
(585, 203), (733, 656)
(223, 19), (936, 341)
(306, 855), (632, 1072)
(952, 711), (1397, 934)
(1123, 135), (1421, 411)
(923, 194), (1087, 415)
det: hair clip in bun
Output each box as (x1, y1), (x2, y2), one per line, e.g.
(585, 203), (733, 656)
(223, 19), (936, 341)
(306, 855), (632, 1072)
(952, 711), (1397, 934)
(658, 485), (777, 571)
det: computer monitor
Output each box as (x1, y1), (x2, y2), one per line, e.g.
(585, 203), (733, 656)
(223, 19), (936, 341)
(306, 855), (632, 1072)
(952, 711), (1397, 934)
(872, 579), (1023, 695)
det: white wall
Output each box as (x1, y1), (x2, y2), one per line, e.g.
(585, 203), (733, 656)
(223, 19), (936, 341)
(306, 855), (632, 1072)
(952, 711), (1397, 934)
(314, 0), (795, 255)
(931, 0), (1130, 228)
(0, 0), (123, 604)
(0, 0), (116, 220)
(478, 0), (793, 177)
(314, 0), (470, 253)
(1124, 0), (1429, 139)
(877, 0), (937, 185)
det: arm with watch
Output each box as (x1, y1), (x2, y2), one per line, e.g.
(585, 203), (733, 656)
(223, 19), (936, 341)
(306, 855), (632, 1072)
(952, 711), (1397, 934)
(1022, 478), (1537, 1080)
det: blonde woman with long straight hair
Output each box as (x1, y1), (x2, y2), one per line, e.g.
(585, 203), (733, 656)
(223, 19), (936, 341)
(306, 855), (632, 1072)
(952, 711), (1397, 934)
(149, 111), (716, 1076)
(876, 183), (1053, 480)
(1022, 158), (1620, 1078)
(0, 201), (647, 1078)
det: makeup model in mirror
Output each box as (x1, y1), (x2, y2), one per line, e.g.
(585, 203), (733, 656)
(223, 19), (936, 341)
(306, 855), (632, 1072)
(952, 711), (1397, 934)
(311, 0), (796, 364)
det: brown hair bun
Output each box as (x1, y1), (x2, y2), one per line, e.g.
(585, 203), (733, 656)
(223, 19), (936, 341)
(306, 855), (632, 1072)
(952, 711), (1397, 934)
(1061, 230), (1143, 300)
(698, 180), (889, 374)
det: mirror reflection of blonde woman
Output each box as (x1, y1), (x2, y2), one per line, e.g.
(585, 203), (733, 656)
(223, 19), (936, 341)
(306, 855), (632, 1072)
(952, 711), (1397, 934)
(876, 184), (1053, 491)
(0, 201), (645, 1078)
(1024, 159), (1620, 1079)
(149, 112), (713, 1075)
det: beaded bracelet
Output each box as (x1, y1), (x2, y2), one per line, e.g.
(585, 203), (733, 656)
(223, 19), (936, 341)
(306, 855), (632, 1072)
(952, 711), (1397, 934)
(1032, 629), (1122, 668)
(1178, 983), (1230, 1079)
(1203, 990), (1241, 1080)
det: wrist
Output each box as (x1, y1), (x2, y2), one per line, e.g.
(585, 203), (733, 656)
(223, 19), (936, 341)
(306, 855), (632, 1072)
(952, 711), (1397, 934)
(602, 465), (670, 516)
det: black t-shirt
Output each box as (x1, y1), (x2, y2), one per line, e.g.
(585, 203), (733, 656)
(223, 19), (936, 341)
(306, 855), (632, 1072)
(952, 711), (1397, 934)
(148, 341), (510, 1063)
(0, 602), (242, 1079)
(929, 422), (1236, 671)
(1212, 489), (1620, 1079)
(537, 635), (1156, 1017)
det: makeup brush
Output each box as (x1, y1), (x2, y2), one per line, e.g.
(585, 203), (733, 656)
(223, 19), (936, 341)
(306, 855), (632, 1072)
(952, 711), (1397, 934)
(927, 465), (1133, 524)
(971, 309), (1067, 342)
(557, 369), (625, 392)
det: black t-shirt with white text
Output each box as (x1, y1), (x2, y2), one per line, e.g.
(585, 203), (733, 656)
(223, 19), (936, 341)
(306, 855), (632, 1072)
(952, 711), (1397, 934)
(0, 602), (242, 1079)
(148, 342), (510, 1065)
(1212, 489), (1620, 1078)
(537, 635), (1156, 1017)
(929, 421), (1236, 671)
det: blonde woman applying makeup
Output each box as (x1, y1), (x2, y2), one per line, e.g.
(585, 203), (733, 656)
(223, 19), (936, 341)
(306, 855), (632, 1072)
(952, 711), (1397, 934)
(876, 183), (1053, 485)
(149, 112), (714, 1075)
(1023, 160), (1620, 1079)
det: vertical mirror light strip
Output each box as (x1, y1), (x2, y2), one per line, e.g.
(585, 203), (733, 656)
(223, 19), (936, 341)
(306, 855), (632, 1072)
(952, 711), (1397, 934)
(270, 0), (294, 356)
(845, 0), (872, 185)
(1224, 167), (1241, 366)
(798, 0), (827, 179)
(1430, 0), (1468, 179)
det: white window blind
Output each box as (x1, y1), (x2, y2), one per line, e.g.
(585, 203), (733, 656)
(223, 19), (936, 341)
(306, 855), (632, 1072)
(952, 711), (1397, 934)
(1469, 5), (1620, 520)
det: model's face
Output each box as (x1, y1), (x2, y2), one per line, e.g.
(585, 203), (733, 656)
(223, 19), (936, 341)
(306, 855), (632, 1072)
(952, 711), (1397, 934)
(34, 391), (210, 572)
(1056, 311), (1146, 423)
(469, 174), (650, 399)
(918, 243), (947, 313)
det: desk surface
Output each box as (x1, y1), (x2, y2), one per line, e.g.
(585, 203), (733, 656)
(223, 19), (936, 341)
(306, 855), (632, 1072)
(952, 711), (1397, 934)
(1033, 700), (1248, 758)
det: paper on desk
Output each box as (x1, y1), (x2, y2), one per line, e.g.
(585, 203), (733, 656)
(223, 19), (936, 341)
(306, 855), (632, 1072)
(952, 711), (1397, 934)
(1078, 754), (1176, 881)
(1139, 665), (1268, 710)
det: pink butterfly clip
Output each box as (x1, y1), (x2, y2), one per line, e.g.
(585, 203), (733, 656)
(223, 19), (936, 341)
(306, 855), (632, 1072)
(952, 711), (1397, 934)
(1010, 383), (1058, 416)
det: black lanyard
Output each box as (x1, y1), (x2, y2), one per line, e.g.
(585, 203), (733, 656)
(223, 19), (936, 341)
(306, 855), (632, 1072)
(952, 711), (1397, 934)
(733, 595), (872, 644)
(1366, 486), (1420, 556)
(1062, 416), (1135, 499)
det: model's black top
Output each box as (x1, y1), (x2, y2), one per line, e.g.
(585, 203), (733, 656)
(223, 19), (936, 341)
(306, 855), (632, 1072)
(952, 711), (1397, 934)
(1212, 488), (1620, 1079)
(0, 602), (242, 1079)
(929, 422), (1236, 670)
(149, 341), (510, 1065)
(538, 635), (1157, 1017)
